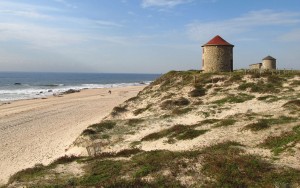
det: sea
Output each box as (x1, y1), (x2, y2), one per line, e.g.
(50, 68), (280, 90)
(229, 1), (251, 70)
(0, 72), (161, 102)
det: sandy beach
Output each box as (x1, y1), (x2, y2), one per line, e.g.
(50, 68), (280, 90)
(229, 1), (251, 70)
(0, 85), (145, 185)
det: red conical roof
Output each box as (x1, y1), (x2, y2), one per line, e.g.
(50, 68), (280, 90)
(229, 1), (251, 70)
(202, 35), (234, 47)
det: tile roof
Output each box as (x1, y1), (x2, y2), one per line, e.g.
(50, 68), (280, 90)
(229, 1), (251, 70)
(263, 56), (276, 60)
(202, 35), (234, 46)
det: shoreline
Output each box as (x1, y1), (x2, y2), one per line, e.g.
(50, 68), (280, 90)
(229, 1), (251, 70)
(0, 85), (145, 185)
(0, 82), (150, 104)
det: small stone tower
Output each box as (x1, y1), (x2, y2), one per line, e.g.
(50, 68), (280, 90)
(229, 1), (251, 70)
(262, 56), (276, 70)
(202, 35), (234, 72)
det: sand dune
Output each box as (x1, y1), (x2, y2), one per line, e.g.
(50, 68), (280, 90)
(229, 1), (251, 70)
(0, 86), (145, 184)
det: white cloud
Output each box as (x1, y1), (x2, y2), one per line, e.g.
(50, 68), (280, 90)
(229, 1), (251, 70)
(0, 23), (86, 48)
(53, 0), (77, 9)
(0, 1), (61, 12)
(187, 9), (300, 41)
(278, 29), (300, 42)
(94, 20), (123, 27)
(0, 9), (52, 19)
(142, 0), (193, 8)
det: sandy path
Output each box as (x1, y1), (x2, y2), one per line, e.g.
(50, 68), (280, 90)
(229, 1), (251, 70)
(0, 86), (144, 185)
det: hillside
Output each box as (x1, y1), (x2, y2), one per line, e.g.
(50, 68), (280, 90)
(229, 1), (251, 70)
(5, 70), (300, 187)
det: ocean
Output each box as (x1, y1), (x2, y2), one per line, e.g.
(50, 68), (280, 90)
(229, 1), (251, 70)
(0, 72), (160, 102)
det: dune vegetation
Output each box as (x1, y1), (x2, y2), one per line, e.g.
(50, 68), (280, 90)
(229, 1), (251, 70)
(5, 70), (300, 187)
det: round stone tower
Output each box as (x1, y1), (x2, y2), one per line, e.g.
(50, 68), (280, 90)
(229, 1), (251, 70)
(202, 35), (234, 72)
(262, 55), (276, 70)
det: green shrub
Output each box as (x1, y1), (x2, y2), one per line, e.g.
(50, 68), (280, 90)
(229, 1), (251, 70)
(52, 155), (81, 165)
(260, 125), (300, 155)
(198, 119), (220, 126)
(96, 148), (143, 158)
(290, 80), (300, 86)
(244, 116), (297, 131)
(171, 107), (193, 115)
(202, 142), (300, 187)
(213, 93), (254, 105)
(189, 87), (206, 97)
(133, 104), (152, 116)
(127, 118), (145, 126)
(214, 119), (237, 128)
(111, 106), (127, 116)
(160, 97), (190, 110)
(141, 125), (208, 141)
(81, 129), (97, 136)
(238, 81), (280, 93)
(89, 121), (116, 132)
(257, 95), (279, 102)
(8, 164), (46, 184)
(283, 100), (300, 109)
(229, 74), (242, 82)
(100, 134), (110, 139)
(245, 120), (270, 131)
(176, 129), (208, 140)
(81, 160), (122, 186)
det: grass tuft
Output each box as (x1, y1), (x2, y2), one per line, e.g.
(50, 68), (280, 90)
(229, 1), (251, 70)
(141, 125), (208, 142)
(257, 95), (279, 102)
(89, 121), (116, 132)
(160, 97), (190, 110)
(261, 125), (300, 155)
(238, 81), (281, 93)
(188, 87), (206, 97)
(212, 93), (254, 105)
(244, 116), (297, 131)
(214, 119), (237, 128)
(283, 100), (300, 109)
(111, 106), (128, 116)
(133, 104), (152, 116)
(202, 141), (300, 187)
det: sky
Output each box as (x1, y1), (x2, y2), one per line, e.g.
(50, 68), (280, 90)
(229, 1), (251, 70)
(0, 0), (300, 74)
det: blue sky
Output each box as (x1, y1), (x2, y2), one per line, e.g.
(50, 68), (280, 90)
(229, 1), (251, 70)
(0, 0), (299, 73)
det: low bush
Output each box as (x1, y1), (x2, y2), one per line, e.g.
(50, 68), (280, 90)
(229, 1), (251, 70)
(8, 164), (46, 184)
(290, 80), (300, 86)
(229, 74), (243, 82)
(52, 155), (81, 165)
(172, 107), (193, 115)
(141, 125), (208, 142)
(257, 95), (279, 102)
(160, 97), (190, 110)
(81, 129), (97, 136)
(188, 87), (206, 97)
(133, 104), (152, 116)
(111, 106), (128, 116)
(202, 142), (300, 187)
(214, 119), (237, 128)
(261, 125), (300, 155)
(176, 129), (208, 140)
(127, 118), (145, 126)
(96, 148), (143, 158)
(89, 121), (116, 132)
(213, 93), (254, 105)
(238, 81), (280, 93)
(244, 116), (297, 131)
(283, 100), (300, 109)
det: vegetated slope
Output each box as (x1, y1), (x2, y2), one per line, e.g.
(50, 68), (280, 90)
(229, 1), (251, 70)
(6, 70), (300, 187)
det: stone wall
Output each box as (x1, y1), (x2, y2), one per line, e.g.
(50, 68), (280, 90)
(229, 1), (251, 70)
(250, 63), (262, 69)
(202, 46), (233, 72)
(262, 60), (276, 70)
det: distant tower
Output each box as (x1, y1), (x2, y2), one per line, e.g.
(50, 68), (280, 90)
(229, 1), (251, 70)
(262, 56), (276, 70)
(202, 35), (234, 72)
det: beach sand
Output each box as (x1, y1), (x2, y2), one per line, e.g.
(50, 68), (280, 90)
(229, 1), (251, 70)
(0, 86), (145, 185)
